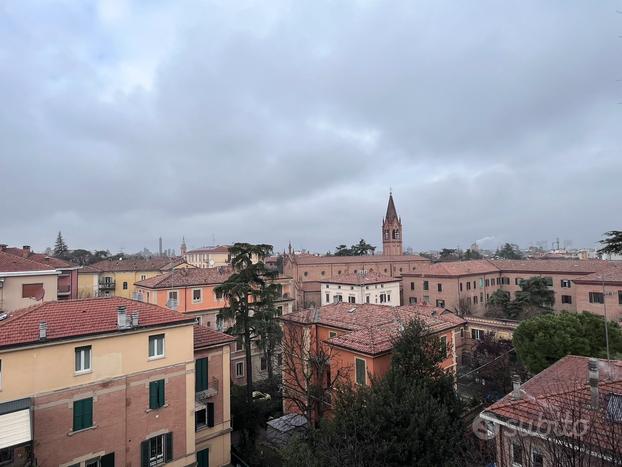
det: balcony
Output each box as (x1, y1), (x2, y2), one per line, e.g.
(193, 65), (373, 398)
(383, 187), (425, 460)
(98, 281), (116, 290)
(195, 377), (219, 401)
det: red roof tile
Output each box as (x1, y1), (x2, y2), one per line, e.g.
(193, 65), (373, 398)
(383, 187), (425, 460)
(86, 258), (184, 273)
(1, 247), (73, 269)
(0, 251), (58, 273)
(135, 267), (233, 289)
(574, 264), (622, 284)
(322, 271), (400, 286)
(290, 254), (429, 265)
(193, 324), (236, 349)
(0, 297), (194, 349)
(402, 260), (499, 277)
(282, 303), (465, 355)
(185, 245), (230, 254)
(490, 259), (615, 275)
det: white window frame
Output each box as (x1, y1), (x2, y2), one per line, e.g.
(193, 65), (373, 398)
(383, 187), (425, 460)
(192, 288), (202, 304)
(149, 334), (165, 359)
(149, 434), (165, 465)
(75, 346), (92, 374)
(235, 361), (244, 377)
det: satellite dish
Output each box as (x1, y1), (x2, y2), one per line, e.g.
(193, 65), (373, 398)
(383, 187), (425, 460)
(208, 259), (215, 267)
(35, 287), (45, 301)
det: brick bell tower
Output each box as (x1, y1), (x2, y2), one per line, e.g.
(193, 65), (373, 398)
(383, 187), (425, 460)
(382, 192), (403, 256)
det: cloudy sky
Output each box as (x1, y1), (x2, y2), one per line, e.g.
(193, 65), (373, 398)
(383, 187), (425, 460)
(1, 1), (621, 255)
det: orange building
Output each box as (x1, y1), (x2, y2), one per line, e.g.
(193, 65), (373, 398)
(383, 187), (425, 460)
(280, 303), (465, 421)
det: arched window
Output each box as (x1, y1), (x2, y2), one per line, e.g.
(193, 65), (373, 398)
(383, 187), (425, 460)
(384, 230), (389, 240)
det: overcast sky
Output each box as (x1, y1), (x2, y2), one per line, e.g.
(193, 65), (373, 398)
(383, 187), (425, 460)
(1, 1), (621, 255)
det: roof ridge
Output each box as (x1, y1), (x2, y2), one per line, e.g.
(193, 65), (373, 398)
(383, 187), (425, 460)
(0, 250), (58, 270)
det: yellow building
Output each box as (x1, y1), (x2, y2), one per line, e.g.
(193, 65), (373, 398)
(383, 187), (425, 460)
(0, 296), (197, 466)
(77, 257), (193, 299)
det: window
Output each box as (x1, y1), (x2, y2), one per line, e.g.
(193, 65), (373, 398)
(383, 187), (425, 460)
(459, 282), (463, 291)
(149, 379), (165, 409)
(216, 315), (224, 331)
(325, 293), (330, 303)
(75, 346), (92, 373)
(437, 283), (442, 292)
(485, 279), (489, 287)
(436, 299), (445, 308)
(123, 281), (128, 290)
(197, 448), (209, 467)
(348, 296), (356, 304)
(423, 295), (430, 304)
(192, 289), (202, 303)
(619, 291), (622, 305)
(561, 295), (572, 304)
(235, 361), (244, 377)
(141, 433), (172, 466)
(512, 443), (523, 466)
(514, 277), (522, 286)
(473, 281), (476, 289)
(410, 282), (414, 290)
(480, 292), (484, 303)
(589, 292), (605, 304)
(379, 293), (387, 303)
(0, 448), (13, 465)
(473, 295), (478, 305)
(21, 283), (43, 299)
(321, 271), (325, 276)
(479, 278), (484, 288)
(471, 328), (484, 340)
(73, 398), (93, 431)
(148, 334), (165, 358)
(532, 450), (543, 467)
(195, 358), (208, 392)
(329, 331), (337, 338)
(168, 291), (177, 301)
(561, 279), (571, 288)
(544, 276), (553, 287)
(334, 294), (343, 303)
(215, 289), (224, 299)
(260, 357), (267, 371)
(195, 403), (215, 430)
(141, 275), (146, 281)
(304, 271), (308, 277)
(466, 282), (471, 291)
(355, 358), (366, 385)
(235, 339), (243, 351)
(423, 281), (429, 291)
(502, 277), (510, 285)
(365, 295), (370, 303)
(409, 297), (417, 304)
(387, 294), (391, 302)
(439, 335), (447, 357)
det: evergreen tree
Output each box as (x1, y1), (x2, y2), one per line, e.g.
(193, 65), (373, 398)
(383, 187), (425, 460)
(598, 230), (622, 256)
(53, 231), (68, 258)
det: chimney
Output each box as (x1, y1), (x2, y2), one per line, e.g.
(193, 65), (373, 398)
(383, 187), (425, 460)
(0, 244), (6, 251)
(22, 245), (31, 257)
(511, 374), (522, 400)
(39, 321), (47, 340)
(131, 312), (139, 327)
(588, 358), (599, 409)
(117, 306), (127, 329)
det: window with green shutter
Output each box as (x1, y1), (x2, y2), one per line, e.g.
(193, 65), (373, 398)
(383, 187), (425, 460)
(195, 358), (209, 392)
(355, 358), (366, 385)
(149, 379), (165, 409)
(73, 397), (93, 431)
(197, 448), (209, 467)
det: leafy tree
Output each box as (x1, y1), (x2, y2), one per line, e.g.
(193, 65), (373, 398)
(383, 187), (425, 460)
(486, 289), (511, 318)
(334, 239), (375, 256)
(65, 249), (93, 266)
(282, 320), (466, 466)
(92, 250), (111, 262)
(463, 248), (483, 260)
(495, 242), (523, 259)
(215, 243), (276, 407)
(53, 231), (69, 258)
(439, 248), (460, 261)
(513, 312), (622, 373)
(598, 230), (622, 256)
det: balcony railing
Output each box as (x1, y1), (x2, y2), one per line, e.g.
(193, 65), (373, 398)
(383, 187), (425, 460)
(195, 377), (219, 401)
(98, 281), (116, 290)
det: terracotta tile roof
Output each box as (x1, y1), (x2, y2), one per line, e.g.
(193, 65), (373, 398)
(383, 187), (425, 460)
(282, 303), (465, 355)
(185, 245), (230, 254)
(489, 259), (614, 275)
(86, 257), (184, 273)
(1, 247), (73, 269)
(290, 254), (430, 265)
(322, 271), (400, 286)
(402, 260), (499, 277)
(0, 251), (58, 273)
(483, 356), (622, 453)
(0, 297), (194, 350)
(135, 267), (233, 289)
(193, 324), (236, 349)
(574, 264), (622, 284)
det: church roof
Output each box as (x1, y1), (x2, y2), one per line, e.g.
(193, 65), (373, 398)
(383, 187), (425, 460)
(384, 193), (399, 222)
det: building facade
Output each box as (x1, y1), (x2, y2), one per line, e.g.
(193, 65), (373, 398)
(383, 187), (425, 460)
(0, 297), (198, 466)
(320, 272), (401, 306)
(184, 246), (232, 269)
(573, 265), (622, 322)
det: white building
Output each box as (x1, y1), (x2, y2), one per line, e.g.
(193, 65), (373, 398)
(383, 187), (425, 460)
(320, 271), (401, 306)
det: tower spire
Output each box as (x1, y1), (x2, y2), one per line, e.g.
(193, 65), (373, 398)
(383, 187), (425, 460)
(382, 191), (403, 256)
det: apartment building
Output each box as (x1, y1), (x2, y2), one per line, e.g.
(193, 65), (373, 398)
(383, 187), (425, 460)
(135, 267), (295, 385)
(0, 245), (79, 300)
(0, 297), (197, 466)
(183, 246), (232, 269)
(281, 303), (465, 422)
(479, 355), (622, 466)
(401, 259), (617, 315)
(78, 257), (191, 299)
(0, 251), (59, 313)
(193, 325), (236, 467)
(320, 271), (401, 306)
(573, 264), (622, 322)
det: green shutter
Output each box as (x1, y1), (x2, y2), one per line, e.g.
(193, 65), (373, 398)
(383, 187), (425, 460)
(141, 440), (149, 467)
(84, 398), (93, 428)
(149, 381), (158, 409)
(73, 398), (93, 431)
(165, 432), (173, 462)
(100, 452), (114, 467)
(158, 380), (165, 407)
(355, 359), (366, 385)
(195, 358), (209, 392)
(207, 403), (215, 427)
(73, 400), (82, 431)
(197, 448), (209, 467)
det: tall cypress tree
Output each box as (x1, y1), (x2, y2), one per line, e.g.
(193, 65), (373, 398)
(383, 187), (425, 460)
(53, 231), (69, 258)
